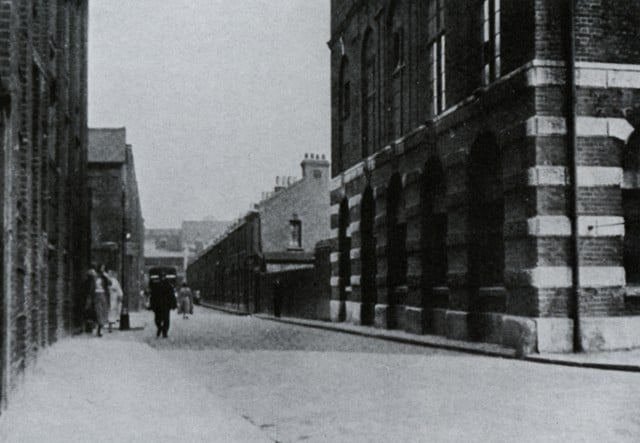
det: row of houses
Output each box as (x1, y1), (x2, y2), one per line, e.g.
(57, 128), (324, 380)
(189, 0), (640, 355)
(187, 154), (331, 319)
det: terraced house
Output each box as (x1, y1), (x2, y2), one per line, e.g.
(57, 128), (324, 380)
(328, 0), (640, 353)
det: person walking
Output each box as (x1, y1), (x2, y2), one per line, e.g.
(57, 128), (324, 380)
(272, 277), (282, 318)
(106, 269), (123, 332)
(178, 282), (194, 319)
(83, 263), (110, 337)
(149, 271), (176, 338)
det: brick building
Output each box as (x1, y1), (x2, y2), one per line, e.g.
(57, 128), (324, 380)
(187, 154), (330, 311)
(181, 218), (232, 259)
(143, 228), (184, 286)
(328, 0), (640, 352)
(0, 1), (90, 410)
(88, 128), (144, 311)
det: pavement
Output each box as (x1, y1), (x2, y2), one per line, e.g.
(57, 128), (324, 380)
(207, 305), (640, 372)
(0, 314), (271, 443)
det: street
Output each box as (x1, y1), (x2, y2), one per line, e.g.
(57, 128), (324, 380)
(147, 308), (640, 442)
(2, 307), (639, 443)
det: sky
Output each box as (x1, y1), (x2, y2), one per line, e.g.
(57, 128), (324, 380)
(88, 0), (331, 228)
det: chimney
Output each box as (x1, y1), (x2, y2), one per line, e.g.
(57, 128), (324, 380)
(274, 176), (285, 193)
(301, 153), (330, 179)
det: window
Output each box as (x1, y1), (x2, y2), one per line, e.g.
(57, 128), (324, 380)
(342, 81), (351, 119)
(289, 219), (301, 249)
(392, 29), (404, 69)
(482, 0), (501, 85)
(362, 30), (377, 158)
(428, 0), (446, 115)
(338, 56), (350, 172)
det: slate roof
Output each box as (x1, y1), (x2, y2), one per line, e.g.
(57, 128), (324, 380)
(88, 128), (127, 163)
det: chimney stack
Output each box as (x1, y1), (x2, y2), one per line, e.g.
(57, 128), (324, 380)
(301, 152), (330, 178)
(274, 175), (285, 193)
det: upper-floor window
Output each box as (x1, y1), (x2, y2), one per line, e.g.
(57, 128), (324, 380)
(341, 80), (351, 119)
(362, 30), (378, 158)
(482, 0), (501, 85)
(392, 29), (404, 69)
(289, 219), (302, 249)
(428, 0), (446, 115)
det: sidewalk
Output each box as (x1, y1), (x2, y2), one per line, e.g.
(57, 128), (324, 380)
(0, 314), (271, 443)
(251, 313), (640, 372)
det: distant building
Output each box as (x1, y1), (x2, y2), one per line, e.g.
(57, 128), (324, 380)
(144, 228), (184, 284)
(181, 218), (232, 259)
(143, 219), (232, 288)
(187, 154), (330, 311)
(88, 128), (145, 311)
(0, 1), (90, 410)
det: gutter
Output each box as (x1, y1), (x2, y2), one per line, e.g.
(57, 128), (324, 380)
(564, 0), (582, 352)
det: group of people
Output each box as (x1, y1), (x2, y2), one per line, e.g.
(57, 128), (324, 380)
(83, 263), (123, 337)
(148, 272), (195, 338)
(84, 265), (195, 339)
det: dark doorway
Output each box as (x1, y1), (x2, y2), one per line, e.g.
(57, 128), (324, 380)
(338, 197), (351, 321)
(468, 133), (504, 289)
(421, 158), (448, 316)
(623, 131), (640, 284)
(360, 186), (377, 325)
(386, 173), (406, 328)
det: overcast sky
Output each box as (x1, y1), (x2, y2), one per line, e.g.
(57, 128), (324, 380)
(88, 0), (330, 228)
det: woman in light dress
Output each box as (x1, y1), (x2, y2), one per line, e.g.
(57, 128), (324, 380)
(106, 269), (123, 332)
(178, 282), (193, 319)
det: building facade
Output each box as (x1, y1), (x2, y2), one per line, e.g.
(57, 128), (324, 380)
(0, 0), (90, 409)
(143, 228), (184, 287)
(88, 128), (144, 311)
(187, 154), (331, 311)
(329, 0), (640, 352)
(181, 218), (232, 260)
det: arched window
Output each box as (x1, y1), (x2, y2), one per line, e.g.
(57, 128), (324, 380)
(623, 131), (640, 284)
(338, 57), (350, 172)
(361, 28), (377, 158)
(360, 186), (377, 325)
(387, 174), (407, 309)
(421, 158), (448, 303)
(468, 133), (504, 288)
(338, 197), (351, 319)
(387, 2), (406, 141)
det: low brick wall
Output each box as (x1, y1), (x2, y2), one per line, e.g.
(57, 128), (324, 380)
(258, 243), (331, 320)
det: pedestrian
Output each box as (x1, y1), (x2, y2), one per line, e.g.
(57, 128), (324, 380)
(178, 282), (194, 319)
(83, 263), (110, 337)
(149, 271), (177, 338)
(272, 277), (282, 318)
(106, 268), (123, 332)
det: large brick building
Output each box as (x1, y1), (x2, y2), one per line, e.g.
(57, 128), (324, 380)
(328, 0), (640, 352)
(0, 1), (90, 409)
(88, 128), (145, 311)
(188, 154), (330, 312)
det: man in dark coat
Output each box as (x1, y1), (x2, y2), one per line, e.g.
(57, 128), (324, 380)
(149, 272), (177, 338)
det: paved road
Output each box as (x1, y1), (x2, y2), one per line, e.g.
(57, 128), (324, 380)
(140, 308), (640, 443)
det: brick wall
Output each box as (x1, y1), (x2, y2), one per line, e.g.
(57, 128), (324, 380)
(327, 0), (640, 346)
(1, 0), (89, 411)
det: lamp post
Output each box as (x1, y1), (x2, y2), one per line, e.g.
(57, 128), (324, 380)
(120, 188), (130, 330)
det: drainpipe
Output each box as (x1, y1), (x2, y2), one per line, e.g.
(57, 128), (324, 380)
(564, 0), (582, 352)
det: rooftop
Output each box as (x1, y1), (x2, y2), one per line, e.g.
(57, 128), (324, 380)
(88, 127), (127, 163)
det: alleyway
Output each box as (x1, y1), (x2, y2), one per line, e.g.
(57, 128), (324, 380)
(2, 308), (640, 442)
